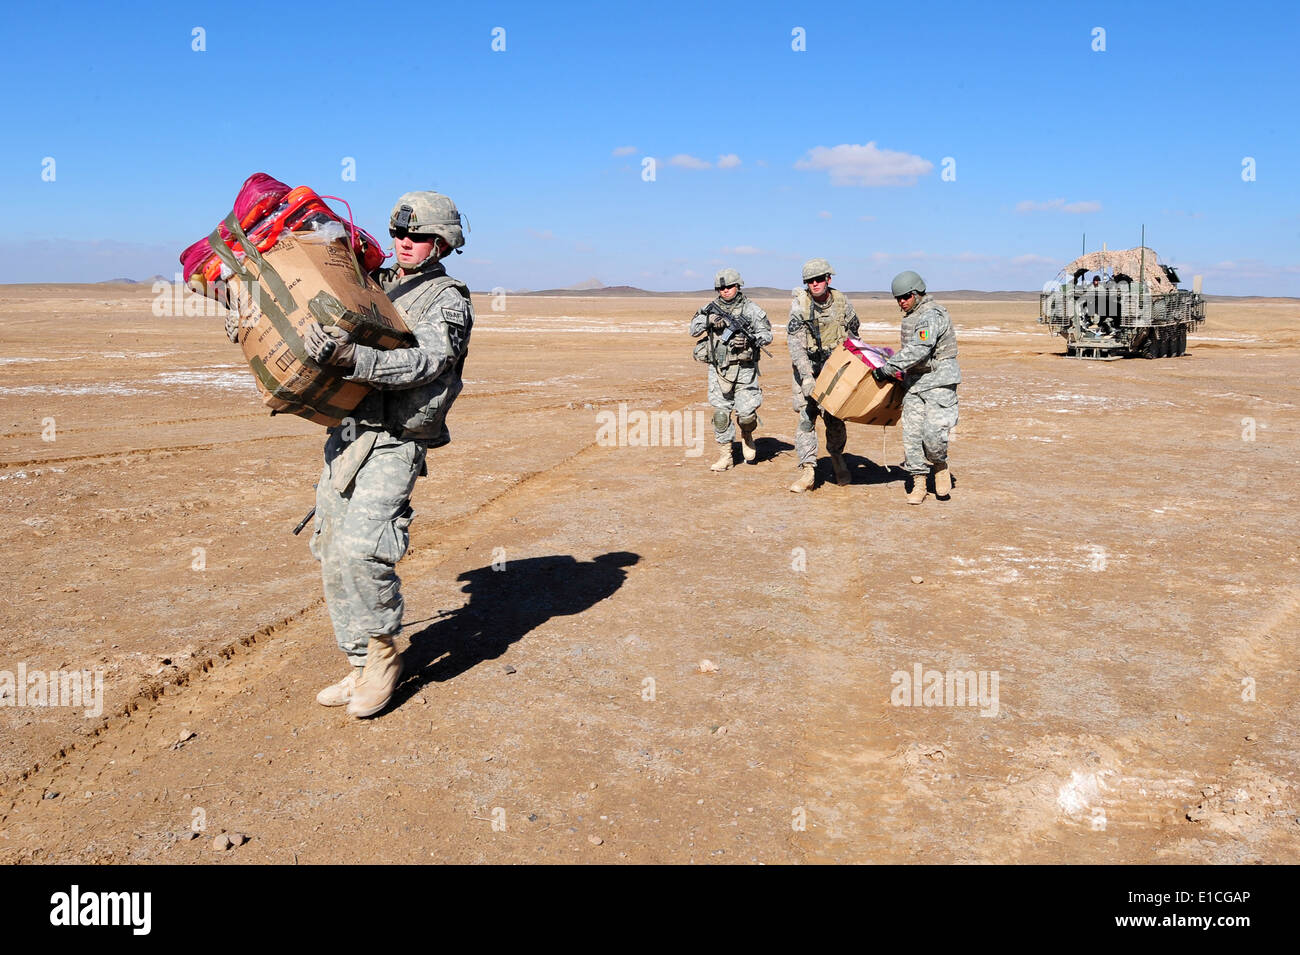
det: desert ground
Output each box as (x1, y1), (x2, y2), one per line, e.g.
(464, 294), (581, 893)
(0, 284), (1296, 864)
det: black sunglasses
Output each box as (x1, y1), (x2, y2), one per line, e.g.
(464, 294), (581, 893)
(805, 274), (830, 285)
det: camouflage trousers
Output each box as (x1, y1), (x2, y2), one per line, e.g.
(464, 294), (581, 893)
(901, 385), (958, 475)
(792, 376), (846, 467)
(707, 363), (762, 444)
(309, 427), (424, 665)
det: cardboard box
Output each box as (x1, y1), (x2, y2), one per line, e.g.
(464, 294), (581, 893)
(811, 344), (903, 426)
(218, 224), (415, 427)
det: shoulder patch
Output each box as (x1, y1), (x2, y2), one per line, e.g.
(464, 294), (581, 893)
(440, 300), (469, 327)
(787, 316), (801, 335)
(917, 326), (930, 341)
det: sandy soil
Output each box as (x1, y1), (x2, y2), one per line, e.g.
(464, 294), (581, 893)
(0, 284), (1296, 864)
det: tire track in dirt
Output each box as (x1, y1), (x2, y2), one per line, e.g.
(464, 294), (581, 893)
(0, 389), (702, 824)
(0, 435), (307, 471)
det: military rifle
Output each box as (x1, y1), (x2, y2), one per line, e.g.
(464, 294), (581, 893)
(700, 301), (773, 358)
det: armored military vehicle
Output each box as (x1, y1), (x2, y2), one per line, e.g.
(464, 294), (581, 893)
(1038, 246), (1205, 359)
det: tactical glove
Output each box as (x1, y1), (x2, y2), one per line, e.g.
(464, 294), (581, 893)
(709, 315), (726, 331)
(304, 322), (356, 368)
(871, 365), (895, 384)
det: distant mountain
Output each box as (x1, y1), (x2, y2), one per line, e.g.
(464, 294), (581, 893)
(565, 277), (605, 290)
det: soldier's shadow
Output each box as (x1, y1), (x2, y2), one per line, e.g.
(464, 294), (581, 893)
(754, 437), (794, 462)
(842, 453), (906, 486)
(394, 551), (640, 702)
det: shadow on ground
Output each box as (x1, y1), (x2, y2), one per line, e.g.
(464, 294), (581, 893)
(395, 551), (641, 701)
(841, 453), (907, 486)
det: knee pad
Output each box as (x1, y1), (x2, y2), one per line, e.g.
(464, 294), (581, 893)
(712, 410), (732, 431)
(737, 413), (758, 430)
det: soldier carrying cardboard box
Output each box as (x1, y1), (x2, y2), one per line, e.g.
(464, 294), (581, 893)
(301, 191), (474, 717)
(872, 270), (961, 505)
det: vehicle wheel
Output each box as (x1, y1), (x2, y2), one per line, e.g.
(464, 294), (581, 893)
(1177, 327), (1187, 355)
(1142, 334), (1158, 359)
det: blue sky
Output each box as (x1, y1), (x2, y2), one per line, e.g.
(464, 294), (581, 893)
(2, 0), (1297, 294)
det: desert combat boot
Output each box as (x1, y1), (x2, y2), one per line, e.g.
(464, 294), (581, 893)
(933, 463), (952, 498)
(316, 667), (361, 707)
(739, 425), (758, 464)
(710, 444), (736, 472)
(347, 636), (403, 718)
(830, 452), (850, 486)
(789, 463), (816, 493)
(906, 473), (929, 505)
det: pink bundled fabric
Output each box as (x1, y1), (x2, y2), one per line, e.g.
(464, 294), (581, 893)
(179, 172), (292, 281)
(232, 173), (290, 223)
(843, 337), (894, 368)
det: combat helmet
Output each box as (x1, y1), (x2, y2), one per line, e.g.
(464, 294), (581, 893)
(714, 268), (743, 290)
(802, 258), (834, 282)
(890, 270), (926, 298)
(389, 191), (466, 252)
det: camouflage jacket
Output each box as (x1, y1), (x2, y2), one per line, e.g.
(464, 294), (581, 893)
(690, 294), (772, 375)
(345, 261), (474, 447)
(787, 288), (860, 386)
(882, 294), (960, 393)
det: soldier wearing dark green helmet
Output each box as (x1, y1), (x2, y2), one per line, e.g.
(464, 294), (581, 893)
(690, 268), (773, 470)
(301, 189), (475, 716)
(874, 270), (961, 504)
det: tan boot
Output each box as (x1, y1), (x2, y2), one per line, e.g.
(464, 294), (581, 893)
(934, 463), (952, 498)
(710, 445), (735, 471)
(739, 426), (757, 464)
(789, 463), (816, 493)
(906, 473), (928, 505)
(830, 452), (850, 486)
(347, 637), (403, 718)
(316, 667), (361, 707)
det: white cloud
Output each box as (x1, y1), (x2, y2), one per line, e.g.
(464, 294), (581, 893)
(611, 145), (637, 156)
(858, 215), (877, 222)
(818, 211), (832, 219)
(1015, 199), (1102, 214)
(683, 269), (699, 277)
(723, 245), (765, 255)
(717, 153), (742, 169)
(795, 142), (934, 186)
(668, 154), (711, 169)
(528, 229), (557, 240)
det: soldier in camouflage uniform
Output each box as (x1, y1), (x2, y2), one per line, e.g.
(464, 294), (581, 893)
(788, 258), (860, 492)
(872, 270), (960, 505)
(689, 268), (772, 470)
(301, 191), (474, 716)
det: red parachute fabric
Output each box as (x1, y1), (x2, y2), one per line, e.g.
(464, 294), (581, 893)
(179, 173), (387, 282)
